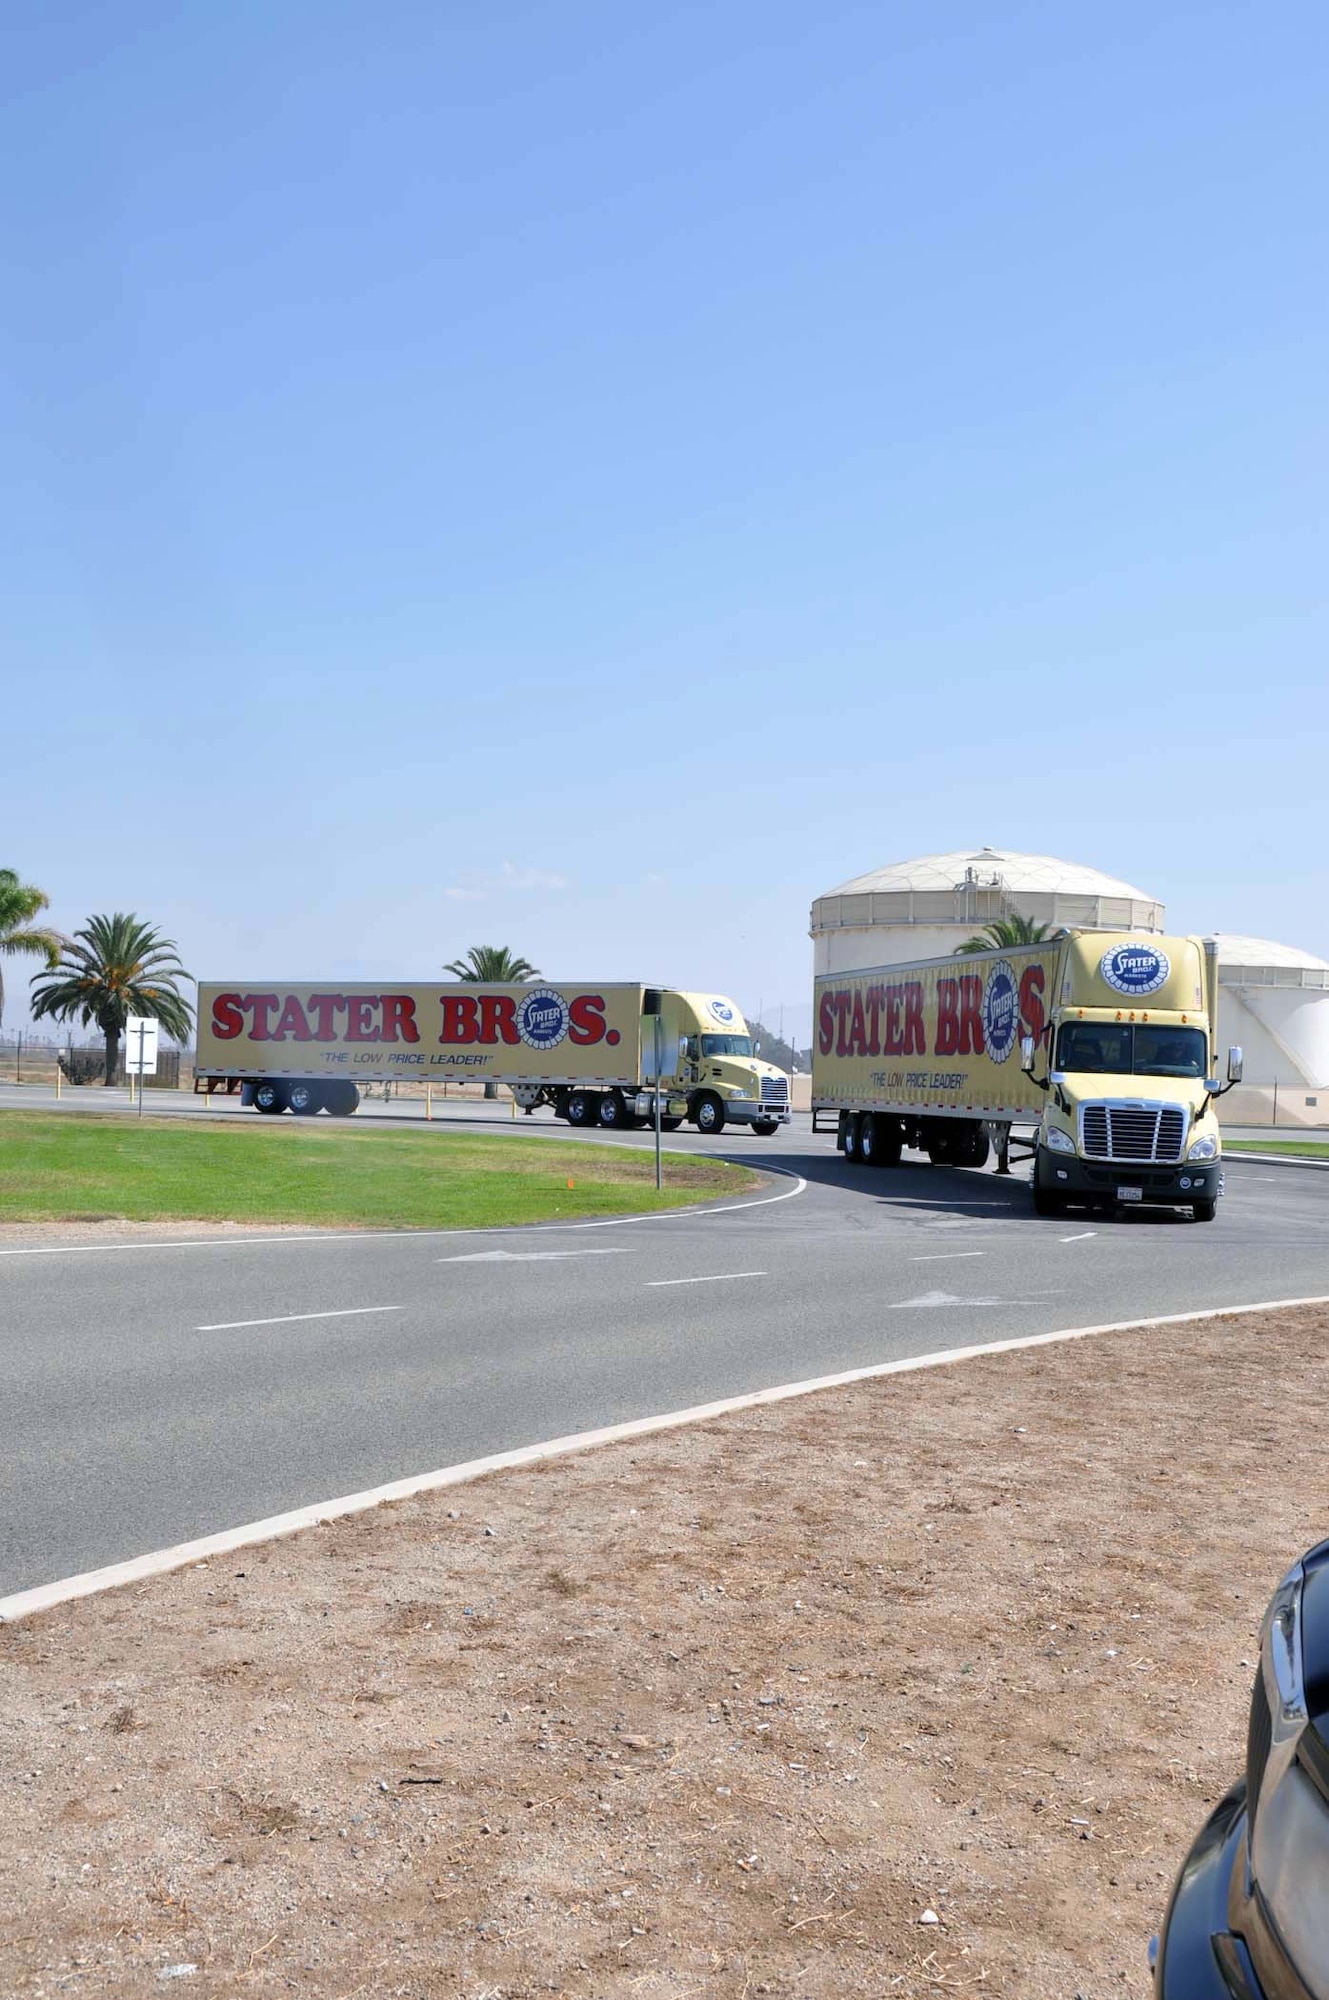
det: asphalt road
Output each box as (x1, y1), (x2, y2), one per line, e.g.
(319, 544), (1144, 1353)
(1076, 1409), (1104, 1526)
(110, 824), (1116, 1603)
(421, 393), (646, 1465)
(4, 1101), (1329, 1599)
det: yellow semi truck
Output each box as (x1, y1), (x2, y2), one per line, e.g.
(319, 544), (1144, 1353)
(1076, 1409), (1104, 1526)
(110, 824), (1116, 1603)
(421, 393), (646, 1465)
(812, 931), (1242, 1220)
(195, 981), (791, 1136)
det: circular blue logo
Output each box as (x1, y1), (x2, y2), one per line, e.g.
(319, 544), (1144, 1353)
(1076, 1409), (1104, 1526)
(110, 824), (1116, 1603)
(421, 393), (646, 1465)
(1099, 945), (1171, 997)
(516, 987), (571, 1050)
(708, 998), (736, 1025)
(982, 960), (1019, 1063)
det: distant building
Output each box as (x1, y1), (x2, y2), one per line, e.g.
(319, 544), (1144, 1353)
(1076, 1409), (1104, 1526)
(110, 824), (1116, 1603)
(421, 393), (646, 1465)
(1207, 935), (1329, 1129)
(810, 846), (1164, 976)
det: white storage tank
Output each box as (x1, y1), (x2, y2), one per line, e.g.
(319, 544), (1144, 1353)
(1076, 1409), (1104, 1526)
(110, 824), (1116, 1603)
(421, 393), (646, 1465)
(1208, 935), (1329, 1129)
(810, 847), (1165, 977)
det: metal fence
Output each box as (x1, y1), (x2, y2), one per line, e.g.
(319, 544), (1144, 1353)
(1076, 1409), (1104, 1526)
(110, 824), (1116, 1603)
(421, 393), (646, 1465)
(0, 1038), (183, 1088)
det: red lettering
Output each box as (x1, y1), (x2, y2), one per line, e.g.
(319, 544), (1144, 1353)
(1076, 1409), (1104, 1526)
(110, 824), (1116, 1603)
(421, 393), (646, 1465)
(478, 994), (519, 1046)
(818, 992), (836, 1057)
(568, 995), (607, 1045)
(344, 995), (380, 1042)
(211, 992), (244, 1040)
(865, 986), (883, 1057)
(307, 993), (344, 1041)
(242, 992), (280, 1041)
(935, 979), (959, 1056)
(849, 992), (867, 1058)
(834, 992), (853, 1057)
(441, 995), (480, 1044)
(1019, 965), (1047, 1046)
(958, 974), (984, 1056)
(379, 994), (420, 1045)
(903, 983), (925, 1056)
(884, 986), (903, 1055)
(274, 995), (313, 1042)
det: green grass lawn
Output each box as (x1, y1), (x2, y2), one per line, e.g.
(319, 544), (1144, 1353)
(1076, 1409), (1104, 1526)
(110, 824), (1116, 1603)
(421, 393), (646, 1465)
(1222, 1136), (1329, 1158)
(0, 1112), (760, 1229)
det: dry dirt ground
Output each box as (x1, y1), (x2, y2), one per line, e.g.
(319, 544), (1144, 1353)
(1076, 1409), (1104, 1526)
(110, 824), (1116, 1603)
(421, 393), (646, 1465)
(4, 1306), (1328, 2000)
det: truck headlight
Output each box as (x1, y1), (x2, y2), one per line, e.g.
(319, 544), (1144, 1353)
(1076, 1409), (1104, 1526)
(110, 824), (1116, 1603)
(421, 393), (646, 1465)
(1187, 1132), (1219, 1161)
(730, 1087), (752, 1100)
(1044, 1125), (1075, 1154)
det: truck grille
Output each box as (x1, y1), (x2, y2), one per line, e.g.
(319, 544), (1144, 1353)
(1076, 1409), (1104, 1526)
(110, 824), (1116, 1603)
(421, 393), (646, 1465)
(1081, 1104), (1186, 1163)
(761, 1078), (789, 1105)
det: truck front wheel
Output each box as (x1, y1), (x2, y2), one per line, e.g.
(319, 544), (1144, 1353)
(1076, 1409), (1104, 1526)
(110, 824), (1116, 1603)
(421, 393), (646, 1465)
(751, 1120), (779, 1138)
(253, 1080), (288, 1115)
(1192, 1198), (1218, 1222)
(693, 1093), (725, 1135)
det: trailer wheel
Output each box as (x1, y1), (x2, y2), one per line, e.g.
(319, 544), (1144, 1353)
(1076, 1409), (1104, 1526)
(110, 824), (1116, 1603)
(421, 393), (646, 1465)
(323, 1082), (360, 1117)
(598, 1091), (627, 1128)
(694, 1093), (725, 1135)
(288, 1082), (324, 1116)
(842, 1112), (862, 1162)
(566, 1090), (597, 1127)
(1192, 1198), (1218, 1222)
(253, 1080), (289, 1115)
(861, 1114), (902, 1166)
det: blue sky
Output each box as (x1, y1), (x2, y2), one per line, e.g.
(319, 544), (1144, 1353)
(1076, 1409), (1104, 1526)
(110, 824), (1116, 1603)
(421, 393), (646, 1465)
(4, 1), (1326, 1041)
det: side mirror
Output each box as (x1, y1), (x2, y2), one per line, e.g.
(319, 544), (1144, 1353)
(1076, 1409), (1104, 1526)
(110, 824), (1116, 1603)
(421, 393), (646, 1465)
(1019, 1035), (1036, 1074)
(754, 1040), (761, 1055)
(1227, 1046), (1243, 1084)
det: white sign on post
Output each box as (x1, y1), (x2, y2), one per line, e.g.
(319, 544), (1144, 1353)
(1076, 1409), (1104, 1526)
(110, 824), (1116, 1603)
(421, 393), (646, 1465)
(124, 1017), (159, 1076)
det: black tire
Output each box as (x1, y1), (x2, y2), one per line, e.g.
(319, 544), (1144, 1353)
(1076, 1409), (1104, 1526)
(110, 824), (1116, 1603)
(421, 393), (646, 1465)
(694, 1093), (726, 1135)
(288, 1081), (324, 1116)
(842, 1112), (862, 1162)
(1192, 1198), (1218, 1222)
(598, 1091), (627, 1128)
(751, 1120), (779, 1137)
(565, 1090), (597, 1127)
(859, 1113), (881, 1164)
(253, 1080), (289, 1115)
(955, 1125), (990, 1169)
(322, 1081), (360, 1117)
(660, 1116), (684, 1133)
(1032, 1185), (1065, 1217)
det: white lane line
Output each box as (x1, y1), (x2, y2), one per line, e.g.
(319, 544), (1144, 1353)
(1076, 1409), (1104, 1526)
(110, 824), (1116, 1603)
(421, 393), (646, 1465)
(646, 1271), (766, 1288)
(909, 1251), (985, 1263)
(196, 1305), (403, 1332)
(1059, 1230), (1098, 1243)
(437, 1249), (630, 1264)
(12, 1289), (1328, 1625)
(0, 1172), (808, 1258)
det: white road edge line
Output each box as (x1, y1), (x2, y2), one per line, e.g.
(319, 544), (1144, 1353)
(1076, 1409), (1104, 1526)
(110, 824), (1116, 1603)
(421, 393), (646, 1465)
(0, 1172), (808, 1257)
(5, 1289), (1328, 1626)
(646, 1271), (766, 1288)
(909, 1251), (985, 1262)
(196, 1305), (403, 1332)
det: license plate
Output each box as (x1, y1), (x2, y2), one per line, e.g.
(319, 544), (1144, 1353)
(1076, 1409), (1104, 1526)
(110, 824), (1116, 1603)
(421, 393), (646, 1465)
(1117, 1184), (1144, 1202)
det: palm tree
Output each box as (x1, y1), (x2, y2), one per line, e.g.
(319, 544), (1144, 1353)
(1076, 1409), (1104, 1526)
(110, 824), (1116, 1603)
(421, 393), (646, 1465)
(30, 914), (194, 1085)
(0, 869), (65, 1025)
(953, 915), (1060, 955)
(443, 944), (541, 982)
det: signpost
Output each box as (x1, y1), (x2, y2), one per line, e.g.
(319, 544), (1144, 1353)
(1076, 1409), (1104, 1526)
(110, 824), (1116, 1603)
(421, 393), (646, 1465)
(125, 1016), (158, 1118)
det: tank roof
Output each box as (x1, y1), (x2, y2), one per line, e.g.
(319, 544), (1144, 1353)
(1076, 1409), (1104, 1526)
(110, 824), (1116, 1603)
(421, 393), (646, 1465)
(821, 847), (1158, 904)
(1208, 933), (1329, 971)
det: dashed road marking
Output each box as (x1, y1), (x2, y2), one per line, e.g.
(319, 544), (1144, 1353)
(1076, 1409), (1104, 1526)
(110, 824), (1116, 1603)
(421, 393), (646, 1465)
(1060, 1231), (1098, 1243)
(647, 1271), (766, 1288)
(910, 1251), (985, 1262)
(197, 1305), (403, 1332)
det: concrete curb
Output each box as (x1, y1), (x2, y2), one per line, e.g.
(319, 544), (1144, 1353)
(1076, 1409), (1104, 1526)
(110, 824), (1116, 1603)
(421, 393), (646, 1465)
(1225, 1150), (1329, 1170)
(5, 1291), (1328, 1627)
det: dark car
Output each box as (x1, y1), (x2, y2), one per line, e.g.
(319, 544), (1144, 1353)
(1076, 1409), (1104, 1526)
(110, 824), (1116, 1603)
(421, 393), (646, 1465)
(1153, 1537), (1329, 1996)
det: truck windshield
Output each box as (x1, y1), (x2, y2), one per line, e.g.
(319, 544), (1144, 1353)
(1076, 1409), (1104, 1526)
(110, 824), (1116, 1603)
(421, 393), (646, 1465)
(701, 1034), (753, 1058)
(1056, 1023), (1207, 1079)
